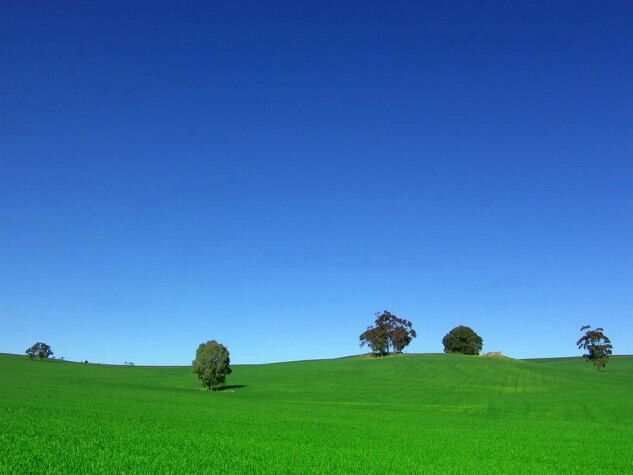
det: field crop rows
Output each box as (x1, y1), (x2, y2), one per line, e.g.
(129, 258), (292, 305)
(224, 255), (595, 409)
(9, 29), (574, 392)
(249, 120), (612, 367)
(1, 353), (632, 473)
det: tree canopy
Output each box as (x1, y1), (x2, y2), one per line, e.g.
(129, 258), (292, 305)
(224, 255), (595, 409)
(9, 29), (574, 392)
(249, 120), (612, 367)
(192, 340), (232, 391)
(359, 311), (416, 357)
(26, 342), (53, 360)
(442, 326), (483, 355)
(577, 325), (612, 372)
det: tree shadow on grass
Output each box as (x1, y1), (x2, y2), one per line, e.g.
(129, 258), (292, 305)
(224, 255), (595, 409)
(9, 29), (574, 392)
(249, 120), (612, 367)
(218, 385), (246, 391)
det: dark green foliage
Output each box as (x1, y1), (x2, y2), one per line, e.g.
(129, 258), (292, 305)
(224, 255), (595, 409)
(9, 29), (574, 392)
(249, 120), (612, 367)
(442, 326), (483, 355)
(192, 340), (232, 390)
(25, 342), (53, 360)
(359, 326), (389, 355)
(359, 311), (416, 357)
(577, 325), (613, 372)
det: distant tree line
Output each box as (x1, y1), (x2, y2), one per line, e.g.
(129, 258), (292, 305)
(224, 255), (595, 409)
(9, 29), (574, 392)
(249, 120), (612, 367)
(23, 317), (614, 395)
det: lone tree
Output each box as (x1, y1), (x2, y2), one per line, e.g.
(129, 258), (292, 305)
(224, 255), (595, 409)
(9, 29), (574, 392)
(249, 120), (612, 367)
(192, 340), (232, 391)
(359, 311), (416, 357)
(26, 342), (53, 360)
(442, 326), (483, 355)
(577, 325), (613, 372)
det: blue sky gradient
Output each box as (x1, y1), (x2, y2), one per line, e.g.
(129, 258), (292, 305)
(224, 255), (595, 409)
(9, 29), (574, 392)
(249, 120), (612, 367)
(2, 1), (631, 364)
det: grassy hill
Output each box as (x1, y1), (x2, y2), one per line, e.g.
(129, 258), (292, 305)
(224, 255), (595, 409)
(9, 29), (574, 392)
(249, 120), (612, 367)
(1, 353), (632, 473)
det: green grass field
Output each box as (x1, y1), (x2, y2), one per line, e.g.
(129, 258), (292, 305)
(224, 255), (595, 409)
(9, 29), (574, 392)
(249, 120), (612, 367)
(1, 353), (631, 473)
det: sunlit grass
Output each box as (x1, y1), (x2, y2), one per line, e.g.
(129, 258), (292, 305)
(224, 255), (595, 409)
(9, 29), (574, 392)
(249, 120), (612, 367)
(1, 353), (631, 473)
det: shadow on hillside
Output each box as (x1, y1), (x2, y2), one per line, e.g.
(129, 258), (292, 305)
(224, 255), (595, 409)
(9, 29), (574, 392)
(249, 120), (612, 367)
(218, 385), (246, 391)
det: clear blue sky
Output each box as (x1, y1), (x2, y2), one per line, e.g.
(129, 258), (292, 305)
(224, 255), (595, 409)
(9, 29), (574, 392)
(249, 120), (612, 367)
(1, 1), (631, 365)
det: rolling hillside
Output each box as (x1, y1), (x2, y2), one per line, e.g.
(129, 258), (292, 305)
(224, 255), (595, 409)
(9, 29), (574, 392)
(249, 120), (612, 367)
(1, 353), (631, 473)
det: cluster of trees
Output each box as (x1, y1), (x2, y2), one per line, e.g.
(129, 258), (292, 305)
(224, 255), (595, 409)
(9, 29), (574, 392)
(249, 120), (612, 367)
(357, 312), (614, 373)
(358, 311), (483, 357)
